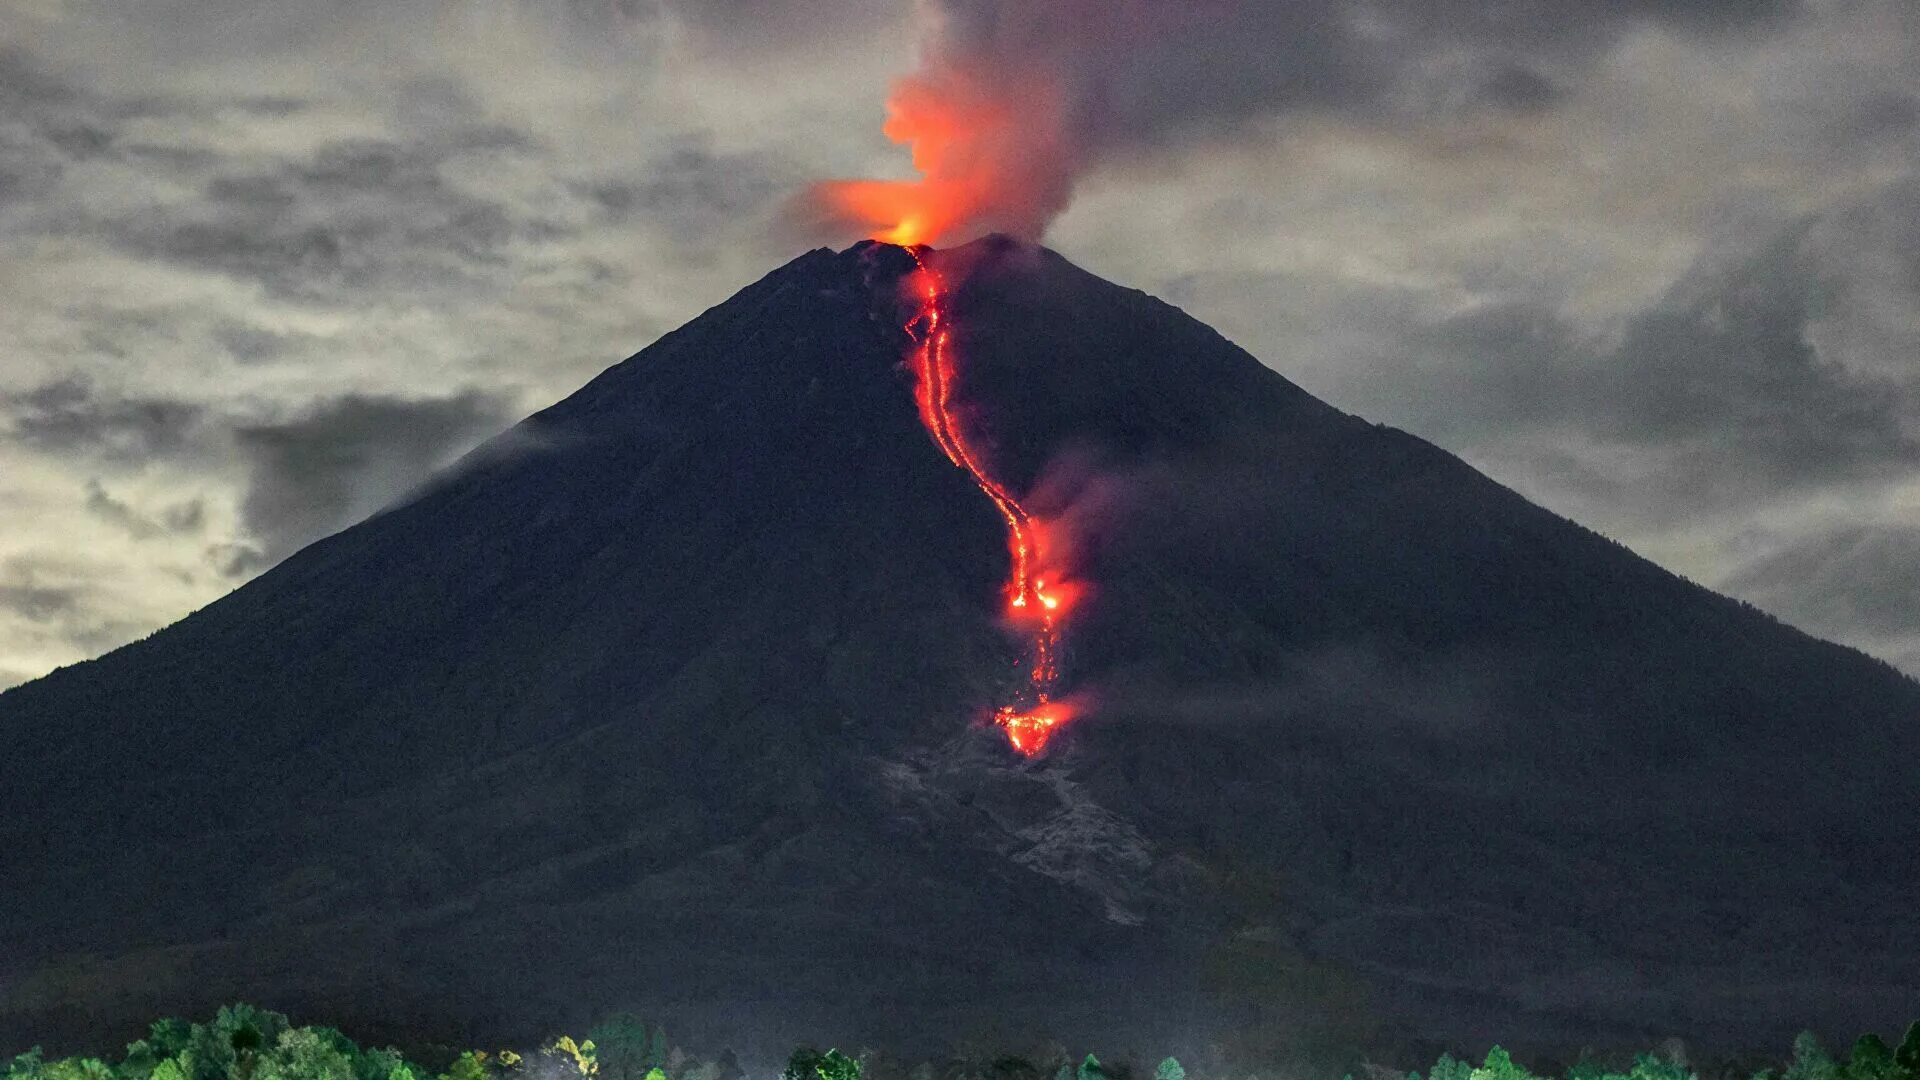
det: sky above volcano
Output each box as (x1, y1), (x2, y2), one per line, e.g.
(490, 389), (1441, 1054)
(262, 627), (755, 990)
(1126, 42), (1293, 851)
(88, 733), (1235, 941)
(1, 0), (1918, 688)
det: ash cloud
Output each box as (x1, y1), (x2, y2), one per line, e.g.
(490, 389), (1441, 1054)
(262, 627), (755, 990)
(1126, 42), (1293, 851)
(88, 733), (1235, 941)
(808, 0), (1804, 242)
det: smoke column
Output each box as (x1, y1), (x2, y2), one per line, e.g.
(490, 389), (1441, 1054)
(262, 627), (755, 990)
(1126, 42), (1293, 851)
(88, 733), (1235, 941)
(808, 0), (1170, 246)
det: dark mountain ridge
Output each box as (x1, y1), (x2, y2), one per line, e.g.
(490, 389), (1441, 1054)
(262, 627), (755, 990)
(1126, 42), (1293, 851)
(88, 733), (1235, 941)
(3, 237), (1916, 1063)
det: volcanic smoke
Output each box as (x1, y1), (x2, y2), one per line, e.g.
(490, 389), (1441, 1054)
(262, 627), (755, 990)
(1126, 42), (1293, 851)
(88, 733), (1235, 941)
(806, 2), (1088, 246)
(902, 249), (1077, 754)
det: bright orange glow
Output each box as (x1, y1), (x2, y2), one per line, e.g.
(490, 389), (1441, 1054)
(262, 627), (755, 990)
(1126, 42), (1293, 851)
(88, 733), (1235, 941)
(810, 65), (1073, 247)
(903, 249), (1078, 755)
(994, 699), (1076, 757)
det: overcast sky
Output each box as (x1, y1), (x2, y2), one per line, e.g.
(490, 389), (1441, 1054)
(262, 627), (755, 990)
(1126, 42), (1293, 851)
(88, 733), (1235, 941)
(1, 0), (1917, 689)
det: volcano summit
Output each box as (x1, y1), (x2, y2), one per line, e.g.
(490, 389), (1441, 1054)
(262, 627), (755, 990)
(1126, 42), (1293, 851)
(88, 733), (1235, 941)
(3, 238), (1917, 1062)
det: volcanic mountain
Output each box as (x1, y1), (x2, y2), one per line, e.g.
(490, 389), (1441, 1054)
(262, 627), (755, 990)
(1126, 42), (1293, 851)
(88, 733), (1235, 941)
(3, 239), (1917, 1064)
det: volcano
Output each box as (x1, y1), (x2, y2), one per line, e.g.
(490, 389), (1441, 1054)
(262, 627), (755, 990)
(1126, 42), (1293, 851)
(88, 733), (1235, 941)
(3, 238), (1917, 1063)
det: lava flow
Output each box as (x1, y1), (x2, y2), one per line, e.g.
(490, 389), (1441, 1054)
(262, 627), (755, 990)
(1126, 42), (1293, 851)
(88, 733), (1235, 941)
(902, 250), (1076, 755)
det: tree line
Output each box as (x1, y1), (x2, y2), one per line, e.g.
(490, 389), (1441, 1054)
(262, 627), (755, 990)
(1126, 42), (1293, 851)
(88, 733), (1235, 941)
(7, 1005), (1920, 1080)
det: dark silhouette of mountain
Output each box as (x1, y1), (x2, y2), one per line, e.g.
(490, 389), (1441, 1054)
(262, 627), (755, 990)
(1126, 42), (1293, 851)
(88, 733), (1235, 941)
(3, 238), (1917, 1064)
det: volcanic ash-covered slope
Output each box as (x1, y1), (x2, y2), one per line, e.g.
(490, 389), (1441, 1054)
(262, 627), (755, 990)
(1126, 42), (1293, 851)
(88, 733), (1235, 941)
(3, 238), (1918, 1060)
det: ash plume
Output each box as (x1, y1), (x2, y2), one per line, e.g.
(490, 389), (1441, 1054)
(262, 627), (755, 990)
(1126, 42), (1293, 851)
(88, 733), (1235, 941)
(804, 0), (1798, 245)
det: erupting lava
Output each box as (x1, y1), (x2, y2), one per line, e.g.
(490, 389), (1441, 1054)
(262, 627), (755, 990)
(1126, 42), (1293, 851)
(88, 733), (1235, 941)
(902, 249), (1076, 755)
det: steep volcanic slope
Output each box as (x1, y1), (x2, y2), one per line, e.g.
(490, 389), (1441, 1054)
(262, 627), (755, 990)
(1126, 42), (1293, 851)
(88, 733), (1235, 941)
(3, 239), (1918, 1061)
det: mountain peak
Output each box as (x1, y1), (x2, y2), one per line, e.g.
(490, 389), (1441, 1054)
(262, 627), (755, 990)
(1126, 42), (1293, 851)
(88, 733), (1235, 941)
(4, 243), (1919, 1059)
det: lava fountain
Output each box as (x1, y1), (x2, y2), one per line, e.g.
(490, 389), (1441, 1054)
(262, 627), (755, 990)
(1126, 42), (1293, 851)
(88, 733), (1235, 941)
(902, 249), (1078, 755)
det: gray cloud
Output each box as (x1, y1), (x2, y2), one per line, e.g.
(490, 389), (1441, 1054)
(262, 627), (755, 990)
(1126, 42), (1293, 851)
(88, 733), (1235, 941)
(1717, 522), (1920, 675)
(214, 320), (323, 366)
(1311, 177), (1920, 521)
(109, 128), (549, 305)
(955, 0), (1798, 149)
(0, 558), (145, 661)
(233, 390), (518, 563)
(83, 479), (205, 540)
(4, 378), (210, 464)
(577, 136), (793, 250)
(0, 582), (82, 624)
(1723, 524), (1920, 640)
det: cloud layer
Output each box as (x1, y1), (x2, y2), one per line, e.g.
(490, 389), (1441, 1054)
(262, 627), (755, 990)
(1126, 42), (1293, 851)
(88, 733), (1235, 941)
(1, 0), (1918, 686)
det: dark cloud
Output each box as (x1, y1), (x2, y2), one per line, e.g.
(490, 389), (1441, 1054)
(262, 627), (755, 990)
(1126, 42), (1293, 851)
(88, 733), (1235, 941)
(0, 583), (82, 624)
(83, 479), (206, 540)
(0, 49), (86, 208)
(1468, 63), (1565, 114)
(233, 390), (517, 562)
(0, 557), (147, 659)
(936, 0), (1800, 150)
(206, 541), (270, 580)
(1603, 255), (1918, 485)
(107, 129), (549, 304)
(4, 378), (210, 463)
(577, 136), (791, 247)
(214, 320), (322, 365)
(1337, 178), (1920, 522)
(655, 0), (900, 53)
(1723, 524), (1920, 642)
(0, 47), (250, 212)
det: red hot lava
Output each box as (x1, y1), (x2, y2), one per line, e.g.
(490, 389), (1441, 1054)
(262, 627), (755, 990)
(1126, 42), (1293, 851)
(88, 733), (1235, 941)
(903, 250), (1078, 754)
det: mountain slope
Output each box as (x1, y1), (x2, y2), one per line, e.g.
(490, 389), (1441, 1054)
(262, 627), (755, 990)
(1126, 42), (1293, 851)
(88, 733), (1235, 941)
(3, 238), (1916, 1062)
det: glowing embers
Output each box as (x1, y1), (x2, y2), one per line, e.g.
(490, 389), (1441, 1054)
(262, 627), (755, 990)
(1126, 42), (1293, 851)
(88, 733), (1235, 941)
(994, 700), (1074, 757)
(903, 250), (1077, 756)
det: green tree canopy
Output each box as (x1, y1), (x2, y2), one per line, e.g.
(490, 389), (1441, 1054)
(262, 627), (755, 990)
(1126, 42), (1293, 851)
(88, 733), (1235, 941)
(1897, 1024), (1920, 1074)
(1787, 1033), (1841, 1080)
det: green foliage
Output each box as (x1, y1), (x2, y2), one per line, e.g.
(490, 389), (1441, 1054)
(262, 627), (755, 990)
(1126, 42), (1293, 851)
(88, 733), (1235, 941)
(1471, 1047), (1535, 1080)
(984, 1058), (1037, 1080)
(1787, 1033), (1841, 1080)
(586, 1017), (655, 1080)
(1899, 1025), (1920, 1074)
(5, 1049), (47, 1080)
(439, 1054), (487, 1080)
(148, 1062), (186, 1080)
(1430, 1053), (1473, 1080)
(255, 1027), (358, 1080)
(1563, 1057), (1624, 1080)
(13, 1000), (1920, 1080)
(11, 1056), (113, 1080)
(1845, 1037), (1903, 1080)
(814, 1052), (860, 1080)
(1628, 1052), (1693, 1080)
(784, 1050), (825, 1080)
(781, 1049), (859, 1080)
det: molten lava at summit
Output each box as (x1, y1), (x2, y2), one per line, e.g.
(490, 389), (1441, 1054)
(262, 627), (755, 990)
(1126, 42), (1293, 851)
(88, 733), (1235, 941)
(902, 248), (1077, 754)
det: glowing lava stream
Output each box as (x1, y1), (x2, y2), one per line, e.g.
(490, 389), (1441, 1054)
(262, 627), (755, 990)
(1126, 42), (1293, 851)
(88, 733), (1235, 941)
(903, 248), (1075, 755)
